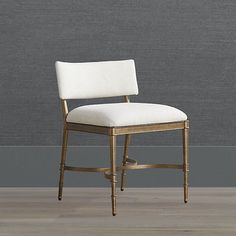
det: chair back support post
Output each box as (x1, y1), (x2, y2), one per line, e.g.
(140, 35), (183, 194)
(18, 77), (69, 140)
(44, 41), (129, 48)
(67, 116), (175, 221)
(124, 95), (130, 102)
(61, 99), (68, 121)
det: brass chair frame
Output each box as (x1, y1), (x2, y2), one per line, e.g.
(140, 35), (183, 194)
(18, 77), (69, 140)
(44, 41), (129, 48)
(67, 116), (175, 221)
(58, 96), (189, 216)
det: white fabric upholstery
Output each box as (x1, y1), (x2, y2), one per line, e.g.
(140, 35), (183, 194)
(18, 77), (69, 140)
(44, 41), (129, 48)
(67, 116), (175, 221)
(55, 60), (139, 99)
(66, 103), (187, 127)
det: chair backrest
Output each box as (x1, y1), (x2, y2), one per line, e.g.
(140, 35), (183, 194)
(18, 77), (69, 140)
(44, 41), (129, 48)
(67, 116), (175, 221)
(55, 59), (139, 99)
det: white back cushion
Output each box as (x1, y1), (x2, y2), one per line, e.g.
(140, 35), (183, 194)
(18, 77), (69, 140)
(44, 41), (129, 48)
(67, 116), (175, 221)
(55, 59), (139, 99)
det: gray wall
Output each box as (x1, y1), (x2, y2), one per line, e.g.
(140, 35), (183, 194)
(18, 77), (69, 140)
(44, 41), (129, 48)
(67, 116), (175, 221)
(1, 146), (236, 187)
(1, 0), (236, 146)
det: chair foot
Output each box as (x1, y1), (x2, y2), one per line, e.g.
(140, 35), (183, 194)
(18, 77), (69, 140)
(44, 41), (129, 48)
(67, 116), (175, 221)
(184, 200), (188, 204)
(111, 194), (117, 216)
(58, 185), (63, 201)
(120, 188), (124, 191)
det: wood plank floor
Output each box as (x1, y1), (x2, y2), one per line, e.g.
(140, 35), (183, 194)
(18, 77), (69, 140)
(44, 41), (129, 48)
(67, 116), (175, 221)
(0, 188), (235, 236)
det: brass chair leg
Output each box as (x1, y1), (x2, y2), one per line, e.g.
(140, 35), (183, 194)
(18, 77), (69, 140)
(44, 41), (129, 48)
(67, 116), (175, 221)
(183, 120), (189, 203)
(121, 134), (130, 191)
(58, 124), (69, 201)
(110, 135), (117, 216)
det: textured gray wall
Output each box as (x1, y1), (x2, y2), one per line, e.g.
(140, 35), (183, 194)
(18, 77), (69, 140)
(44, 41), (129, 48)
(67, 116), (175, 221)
(1, 0), (236, 146)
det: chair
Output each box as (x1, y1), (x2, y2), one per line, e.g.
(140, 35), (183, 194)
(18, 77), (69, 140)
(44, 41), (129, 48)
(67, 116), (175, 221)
(55, 59), (189, 216)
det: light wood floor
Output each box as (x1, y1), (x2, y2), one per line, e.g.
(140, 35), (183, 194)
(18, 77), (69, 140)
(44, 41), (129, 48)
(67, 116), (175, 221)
(0, 188), (235, 236)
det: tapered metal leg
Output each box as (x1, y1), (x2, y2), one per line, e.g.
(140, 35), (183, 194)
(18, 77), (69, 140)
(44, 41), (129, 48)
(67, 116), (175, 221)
(183, 120), (189, 203)
(121, 134), (130, 191)
(58, 125), (69, 201)
(110, 135), (117, 216)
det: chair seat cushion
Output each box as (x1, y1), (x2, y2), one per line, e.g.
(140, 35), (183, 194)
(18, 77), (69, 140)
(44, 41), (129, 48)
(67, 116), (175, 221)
(66, 103), (187, 127)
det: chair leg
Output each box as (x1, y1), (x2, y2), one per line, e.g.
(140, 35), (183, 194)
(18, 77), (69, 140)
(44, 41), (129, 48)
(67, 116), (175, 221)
(183, 121), (189, 203)
(120, 134), (130, 191)
(58, 125), (69, 201)
(110, 135), (117, 216)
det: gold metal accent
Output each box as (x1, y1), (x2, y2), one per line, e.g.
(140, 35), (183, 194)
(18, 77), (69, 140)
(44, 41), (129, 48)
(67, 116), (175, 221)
(110, 135), (117, 216)
(122, 163), (183, 170)
(104, 171), (112, 180)
(67, 122), (112, 135)
(65, 166), (109, 172)
(120, 96), (130, 191)
(58, 124), (69, 200)
(57, 99), (190, 215)
(125, 158), (137, 166)
(183, 120), (189, 203)
(104, 157), (137, 180)
(113, 122), (185, 135)
(67, 121), (184, 136)
(184, 120), (189, 129)
(121, 134), (131, 191)
(61, 100), (68, 121)
(124, 95), (130, 103)
(64, 163), (183, 173)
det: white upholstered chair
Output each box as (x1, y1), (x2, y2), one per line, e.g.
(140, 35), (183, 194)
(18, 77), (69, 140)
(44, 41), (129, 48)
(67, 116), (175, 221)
(55, 59), (189, 216)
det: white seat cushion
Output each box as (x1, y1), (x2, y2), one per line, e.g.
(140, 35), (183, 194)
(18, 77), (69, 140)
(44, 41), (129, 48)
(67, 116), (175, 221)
(66, 103), (187, 127)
